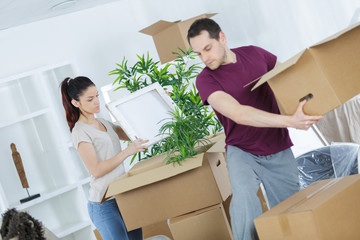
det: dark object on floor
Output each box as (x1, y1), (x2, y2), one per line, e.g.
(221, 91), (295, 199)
(0, 208), (45, 240)
(296, 143), (359, 189)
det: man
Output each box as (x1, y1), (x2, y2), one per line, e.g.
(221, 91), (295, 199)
(187, 18), (323, 240)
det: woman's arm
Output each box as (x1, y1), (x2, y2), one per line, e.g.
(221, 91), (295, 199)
(77, 138), (148, 178)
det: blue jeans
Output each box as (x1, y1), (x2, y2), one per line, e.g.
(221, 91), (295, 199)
(88, 199), (142, 240)
(226, 146), (300, 240)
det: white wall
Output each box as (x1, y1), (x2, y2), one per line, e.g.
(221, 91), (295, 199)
(1, 0), (359, 158)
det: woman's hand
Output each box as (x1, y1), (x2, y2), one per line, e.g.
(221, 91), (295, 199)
(125, 138), (149, 156)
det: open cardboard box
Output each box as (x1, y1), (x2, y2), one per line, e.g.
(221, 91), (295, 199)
(254, 174), (360, 240)
(169, 203), (233, 240)
(139, 13), (217, 64)
(252, 22), (360, 116)
(104, 133), (231, 231)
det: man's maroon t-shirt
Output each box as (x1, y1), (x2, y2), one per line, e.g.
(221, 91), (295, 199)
(196, 45), (292, 155)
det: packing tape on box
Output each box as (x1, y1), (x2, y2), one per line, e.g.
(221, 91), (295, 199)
(278, 178), (341, 236)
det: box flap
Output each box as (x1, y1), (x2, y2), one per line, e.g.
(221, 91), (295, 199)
(251, 50), (306, 90)
(258, 175), (360, 219)
(178, 13), (218, 39)
(311, 21), (360, 47)
(179, 13), (217, 26)
(170, 204), (221, 224)
(292, 175), (360, 212)
(139, 20), (176, 36)
(127, 152), (168, 176)
(105, 153), (205, 198)
(204, 131), (225, 143)
(186, 13), (217, 21)
(204, 13), (217, 18)
(206, 150), (232, 201)
(206, 134), (226, 153)
(257, 178), (335, 218)
(139, 13), (216, 36)
(191, 132), (225, 153)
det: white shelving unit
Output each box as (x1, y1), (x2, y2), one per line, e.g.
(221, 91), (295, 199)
(0, 62), (96, 240)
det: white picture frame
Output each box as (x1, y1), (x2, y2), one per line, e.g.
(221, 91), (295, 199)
(106, 82), (179, 146)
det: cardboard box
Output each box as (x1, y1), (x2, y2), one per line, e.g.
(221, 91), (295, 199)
(139, 13), (217, 64)
(205, 133), (232, 199)
(104, 133), (231, 231)
(358, 148), (360, 174)
(254, 174), (360, 240)
(143, 220), (173, 240)
(169, 203), (233, 240)
(252, 22), (360, 115)
(257, 183), (270, 213)
(223, 195), (232, 228)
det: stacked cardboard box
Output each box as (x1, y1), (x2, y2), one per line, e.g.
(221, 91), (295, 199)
(252, 22), (360, 116)
(168, 203), (233, 240)
(104, 133), (234, 239)
(139, 13), (217, 64)
(255, 174), (360, 240)
(167, 136), (233, 239)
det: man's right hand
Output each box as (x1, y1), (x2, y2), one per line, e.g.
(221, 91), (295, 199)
(291, 100), (323, 130)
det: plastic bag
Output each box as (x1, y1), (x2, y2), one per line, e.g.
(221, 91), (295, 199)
(331, 142), (359, 177)
(296, 143), (359, 189)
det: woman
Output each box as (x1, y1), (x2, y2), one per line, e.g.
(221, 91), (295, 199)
(60, 76), (147, 240)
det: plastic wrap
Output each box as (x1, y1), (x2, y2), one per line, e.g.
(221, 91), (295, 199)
(145, 236), (171, 240)
(296, 143), (359, 189)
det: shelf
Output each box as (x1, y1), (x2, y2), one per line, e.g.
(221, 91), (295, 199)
(53, 221), (92, 238)
(0, 107), (50, 128)
(0, 62), (96, 240)
(0, 183), (8, 212)
(12, 177), (91, 212)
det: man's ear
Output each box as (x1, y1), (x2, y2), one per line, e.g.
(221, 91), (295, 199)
(219, 31), (227, 44)
(71, 99), (79, 108)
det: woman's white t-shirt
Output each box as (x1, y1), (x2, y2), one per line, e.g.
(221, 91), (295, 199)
(72, 118), (125, 202)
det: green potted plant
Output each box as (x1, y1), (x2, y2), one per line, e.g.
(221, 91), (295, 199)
(109, 49), (223, 165)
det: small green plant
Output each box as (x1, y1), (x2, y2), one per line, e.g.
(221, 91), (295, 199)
(110, 48), (223, 165)
(109, 52), (176, 93)
(158, 107), (211, 165)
